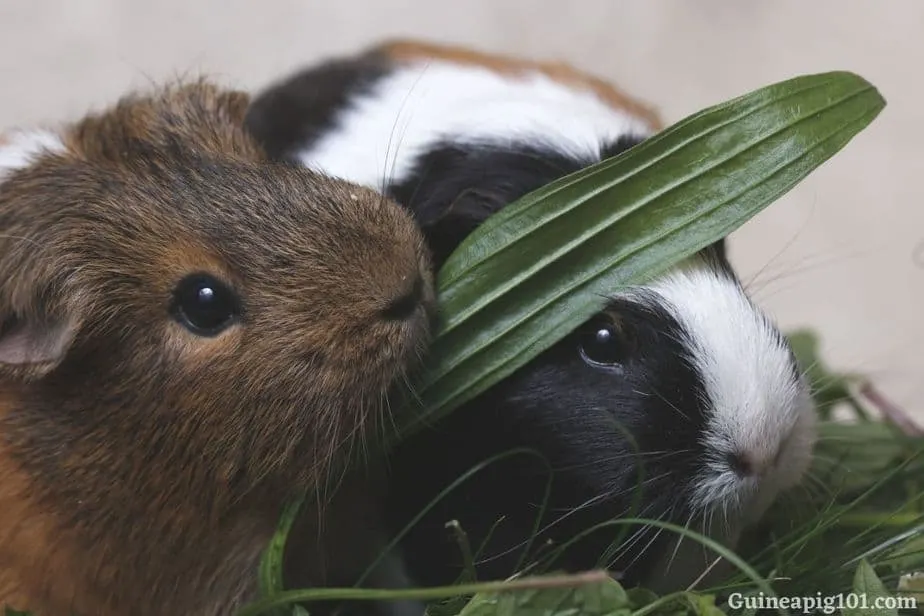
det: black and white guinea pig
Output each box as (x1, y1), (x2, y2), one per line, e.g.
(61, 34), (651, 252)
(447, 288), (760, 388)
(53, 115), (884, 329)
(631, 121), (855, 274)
(246, 40), (817, 594)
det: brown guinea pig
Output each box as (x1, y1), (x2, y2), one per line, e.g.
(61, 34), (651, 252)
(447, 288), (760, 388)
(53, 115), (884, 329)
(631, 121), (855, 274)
(0, 80), (434, 615)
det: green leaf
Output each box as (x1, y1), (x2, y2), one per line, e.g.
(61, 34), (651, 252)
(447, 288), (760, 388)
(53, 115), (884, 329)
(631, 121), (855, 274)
(4, 609), (32, 616)
(811, 421), (914, 493)
(625, 587), (660, 610)
(680, 593), (725, 616)
(846, 560), (898, 616)
(403, 71), (885, 433)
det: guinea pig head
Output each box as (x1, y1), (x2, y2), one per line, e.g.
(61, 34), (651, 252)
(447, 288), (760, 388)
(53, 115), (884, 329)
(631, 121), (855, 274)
(0, 82), (434, 611)
(478, 241), (816, 585)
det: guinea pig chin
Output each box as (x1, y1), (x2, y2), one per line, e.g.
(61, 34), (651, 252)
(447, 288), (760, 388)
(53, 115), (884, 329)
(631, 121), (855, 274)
(629, 263), (818, 524)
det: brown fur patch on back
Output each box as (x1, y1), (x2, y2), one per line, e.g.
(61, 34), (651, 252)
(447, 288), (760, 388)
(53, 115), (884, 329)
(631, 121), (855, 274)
(380, 39), (662, 130)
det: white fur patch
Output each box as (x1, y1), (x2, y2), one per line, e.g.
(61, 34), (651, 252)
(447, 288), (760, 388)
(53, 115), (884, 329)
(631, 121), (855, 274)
(296, 59), (652, 190)
(0, 128), (67, 182)
(630, 263), (816, 516)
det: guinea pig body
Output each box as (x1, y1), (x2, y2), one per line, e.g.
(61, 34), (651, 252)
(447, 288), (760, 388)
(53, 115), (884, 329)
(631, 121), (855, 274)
(246, 40), (817, 595)
(0, 81), (434, 615)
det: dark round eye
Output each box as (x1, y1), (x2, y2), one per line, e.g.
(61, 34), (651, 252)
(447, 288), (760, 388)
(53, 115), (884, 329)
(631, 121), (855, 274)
(170, 273), (240, 337)
(578, 317), (627, 368)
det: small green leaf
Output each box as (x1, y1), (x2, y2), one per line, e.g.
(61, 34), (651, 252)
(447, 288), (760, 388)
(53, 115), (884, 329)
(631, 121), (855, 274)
(4, 608), (32, 616)
(681, 593), (725, 616)
(427, 597), (475, 616)
(812, 421), (912, 492)
(291, 606), (311, 616)
(847, 560), (898, 616)
(403, 71), (885, 433)
(625, 588), (660, 610)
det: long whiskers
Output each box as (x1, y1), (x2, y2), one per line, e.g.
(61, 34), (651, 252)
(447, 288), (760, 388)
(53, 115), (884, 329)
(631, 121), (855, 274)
(648, 387), (692, 422)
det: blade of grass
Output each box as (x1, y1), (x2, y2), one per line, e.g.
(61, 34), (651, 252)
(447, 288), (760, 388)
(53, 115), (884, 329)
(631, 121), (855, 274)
(257, 495), (306, 604)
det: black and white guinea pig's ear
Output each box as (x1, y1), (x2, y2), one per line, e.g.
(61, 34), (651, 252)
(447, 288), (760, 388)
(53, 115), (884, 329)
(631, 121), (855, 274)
(0, 127), (75, 380)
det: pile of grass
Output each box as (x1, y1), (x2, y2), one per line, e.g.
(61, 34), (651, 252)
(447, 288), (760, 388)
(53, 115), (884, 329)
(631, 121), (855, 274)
(240, 71), (924, 616)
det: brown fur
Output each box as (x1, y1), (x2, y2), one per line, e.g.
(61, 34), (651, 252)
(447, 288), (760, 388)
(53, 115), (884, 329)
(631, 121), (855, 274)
(0, 80), (435, 615)
(380, 38), (663, 130)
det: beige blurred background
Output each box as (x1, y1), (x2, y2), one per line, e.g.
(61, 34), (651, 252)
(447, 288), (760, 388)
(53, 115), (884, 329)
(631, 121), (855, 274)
(1, 0), (921, 420)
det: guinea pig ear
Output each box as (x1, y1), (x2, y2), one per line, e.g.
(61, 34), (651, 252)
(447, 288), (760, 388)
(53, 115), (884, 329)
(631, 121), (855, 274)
(0, 311), (78, 380)
(0, 129), (75, 380)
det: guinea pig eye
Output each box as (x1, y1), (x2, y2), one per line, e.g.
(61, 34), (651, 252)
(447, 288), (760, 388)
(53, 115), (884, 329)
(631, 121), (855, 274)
(170, 274), (240, 337)
(578, 317), (628, 368)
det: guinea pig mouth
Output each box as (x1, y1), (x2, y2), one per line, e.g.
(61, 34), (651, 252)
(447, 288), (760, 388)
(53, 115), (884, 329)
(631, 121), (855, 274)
(687, 464), (763, 520)
(687, 459), (801, 533)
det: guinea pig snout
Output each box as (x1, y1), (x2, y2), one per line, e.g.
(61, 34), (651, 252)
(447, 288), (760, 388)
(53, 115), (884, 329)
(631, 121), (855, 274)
(380, 272), (426, 321)
(724, 446), (782, 479)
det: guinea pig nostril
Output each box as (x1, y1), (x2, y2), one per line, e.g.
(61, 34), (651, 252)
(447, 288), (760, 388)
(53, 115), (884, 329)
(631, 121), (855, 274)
(726, 451), (755, 478)
(381, 274), (424, 321)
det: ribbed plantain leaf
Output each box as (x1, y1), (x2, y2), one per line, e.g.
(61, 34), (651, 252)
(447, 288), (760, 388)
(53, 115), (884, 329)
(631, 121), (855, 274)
(404, 71), (884, 434)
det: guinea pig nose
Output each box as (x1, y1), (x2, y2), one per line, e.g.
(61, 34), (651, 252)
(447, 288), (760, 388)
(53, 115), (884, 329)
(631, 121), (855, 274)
(726, 448), (779, 478)
(726, 451), (762, 478)
(380, 274), (425, 321)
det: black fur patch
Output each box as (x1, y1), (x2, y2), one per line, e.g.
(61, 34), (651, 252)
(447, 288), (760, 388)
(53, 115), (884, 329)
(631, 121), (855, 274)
(388, 135), (650, 268)
(244, 50), (392, 161)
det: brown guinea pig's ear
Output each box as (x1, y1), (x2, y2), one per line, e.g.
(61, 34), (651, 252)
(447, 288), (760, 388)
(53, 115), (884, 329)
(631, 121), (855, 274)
(0, 316), (77, 380)
(1, 127), (74, 380)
